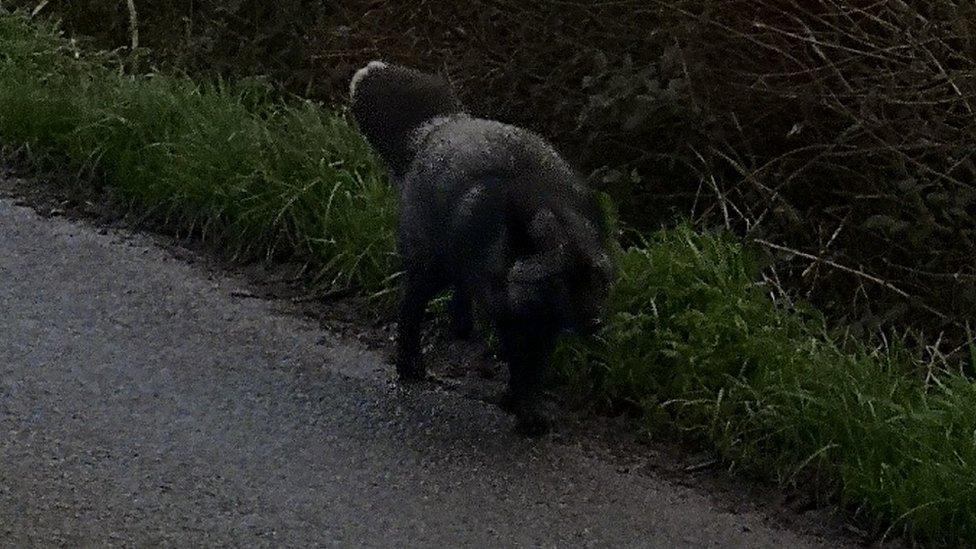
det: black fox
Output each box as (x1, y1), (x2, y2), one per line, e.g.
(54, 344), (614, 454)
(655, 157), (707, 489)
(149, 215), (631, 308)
(350, 61), (613, 435)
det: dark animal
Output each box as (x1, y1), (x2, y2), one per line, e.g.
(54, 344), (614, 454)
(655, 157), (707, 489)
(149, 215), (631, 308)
(350, 61), (613, 435)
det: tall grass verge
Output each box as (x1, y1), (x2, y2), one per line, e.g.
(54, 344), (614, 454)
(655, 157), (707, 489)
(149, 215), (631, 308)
(556, 226), (976, 543)
(0, 10), (396, 296)
(2, 10), (974, 545)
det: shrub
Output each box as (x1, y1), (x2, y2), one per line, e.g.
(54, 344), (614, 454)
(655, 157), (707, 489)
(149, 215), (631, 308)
(660, 0), (976, 341)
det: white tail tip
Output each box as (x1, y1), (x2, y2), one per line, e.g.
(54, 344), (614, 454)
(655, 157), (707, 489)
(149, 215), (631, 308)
(349, 60), (388, 99)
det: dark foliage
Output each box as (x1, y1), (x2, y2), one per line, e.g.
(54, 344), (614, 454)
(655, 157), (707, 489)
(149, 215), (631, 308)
(662, 0), (976, 344)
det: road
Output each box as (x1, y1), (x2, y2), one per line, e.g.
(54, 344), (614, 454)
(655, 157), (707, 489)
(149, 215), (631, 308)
(0, 195), (844, 547)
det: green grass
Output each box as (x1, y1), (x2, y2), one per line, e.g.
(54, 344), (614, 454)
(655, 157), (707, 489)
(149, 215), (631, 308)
(555, 227), (976, 542)
(2, 10), (975, 545)
(0, 11), (397, 296)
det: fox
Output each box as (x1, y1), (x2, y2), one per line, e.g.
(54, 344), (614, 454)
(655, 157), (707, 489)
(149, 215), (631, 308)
(350, 61), (613, 435)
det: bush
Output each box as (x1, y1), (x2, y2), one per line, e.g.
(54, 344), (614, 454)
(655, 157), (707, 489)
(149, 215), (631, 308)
(660, 0), (976, 341)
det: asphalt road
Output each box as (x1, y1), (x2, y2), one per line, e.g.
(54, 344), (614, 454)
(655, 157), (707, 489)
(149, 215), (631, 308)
(0, 196), (843, 547)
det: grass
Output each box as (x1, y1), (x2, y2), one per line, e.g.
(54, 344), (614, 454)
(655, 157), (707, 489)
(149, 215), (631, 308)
(554, 227), (976, 542)
(0, 11), (397, 296)
(1, 10), (974, 545)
